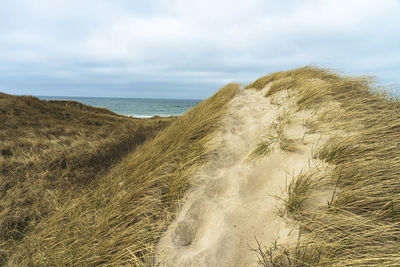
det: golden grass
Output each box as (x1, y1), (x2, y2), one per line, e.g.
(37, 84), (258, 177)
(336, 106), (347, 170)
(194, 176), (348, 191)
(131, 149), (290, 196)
(0, 93), (174, 264)
(6, 84), (239, 266)
(4, 66), (398, 266)
(283, 171), (315, 216)
(247, 67), (400, 266)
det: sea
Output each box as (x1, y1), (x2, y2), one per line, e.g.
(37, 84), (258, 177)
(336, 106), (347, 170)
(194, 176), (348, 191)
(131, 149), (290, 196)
(38, 96), (202, 118)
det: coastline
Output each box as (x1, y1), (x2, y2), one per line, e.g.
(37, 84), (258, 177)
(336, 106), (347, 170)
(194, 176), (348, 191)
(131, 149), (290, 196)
(37, 95), (201, 117)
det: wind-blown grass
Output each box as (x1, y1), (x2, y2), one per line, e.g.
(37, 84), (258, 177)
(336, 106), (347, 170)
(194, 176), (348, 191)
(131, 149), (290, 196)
(4, 66), (399, 266)
(0, 93), (174, 264)
(7, 84), (239, 266)
(248, 66), (400, 266)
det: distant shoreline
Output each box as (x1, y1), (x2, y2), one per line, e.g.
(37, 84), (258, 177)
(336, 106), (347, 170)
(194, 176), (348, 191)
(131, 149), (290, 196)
(36, 95), (203, 101)
(37, 95), (201, 117)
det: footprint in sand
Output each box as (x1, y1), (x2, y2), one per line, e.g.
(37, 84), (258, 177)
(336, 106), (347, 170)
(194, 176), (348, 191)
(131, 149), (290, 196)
(172, 199), (203, 247)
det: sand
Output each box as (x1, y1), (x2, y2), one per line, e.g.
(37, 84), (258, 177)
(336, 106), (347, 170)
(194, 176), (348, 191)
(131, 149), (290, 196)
(156, 86), (329, 266)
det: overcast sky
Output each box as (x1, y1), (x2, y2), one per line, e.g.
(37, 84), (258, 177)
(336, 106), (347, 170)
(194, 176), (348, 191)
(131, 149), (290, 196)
(1, 0), (399, 99)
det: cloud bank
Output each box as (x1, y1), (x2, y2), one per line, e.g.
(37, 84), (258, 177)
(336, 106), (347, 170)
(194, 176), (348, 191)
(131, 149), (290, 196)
(1, 0), (399, 98)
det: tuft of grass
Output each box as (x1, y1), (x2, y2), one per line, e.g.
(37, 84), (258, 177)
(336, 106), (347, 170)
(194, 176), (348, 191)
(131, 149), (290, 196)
(6, 84), (239, 266)
(252, 234), (321, 267)
(270, 120), (297, 153)
(251, 125), (294, 158)
(284, 172), (315, 215)
(252, 139), (275, 157)
(252, 103), (297, 158)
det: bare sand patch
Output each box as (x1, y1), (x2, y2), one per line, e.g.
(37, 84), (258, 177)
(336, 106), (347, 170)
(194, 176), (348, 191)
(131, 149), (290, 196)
(157, 86), (329, 266)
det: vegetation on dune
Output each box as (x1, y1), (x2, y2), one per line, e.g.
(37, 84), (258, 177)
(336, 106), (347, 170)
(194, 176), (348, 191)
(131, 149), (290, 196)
(3, 66), (399, 266)
(0, 93), (173, 264)
(5, 84), (239, 266)
(247, 67), (400, 266)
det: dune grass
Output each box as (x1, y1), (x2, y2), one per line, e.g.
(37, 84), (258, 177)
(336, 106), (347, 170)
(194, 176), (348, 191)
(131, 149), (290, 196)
(4, 66), (398, 266)
(283, 171), (315, 216)
(6, 84), (239, 266)
(0, 93), (174, 264)
(247, 67), (400, 266)
(252, 94), (296, 158)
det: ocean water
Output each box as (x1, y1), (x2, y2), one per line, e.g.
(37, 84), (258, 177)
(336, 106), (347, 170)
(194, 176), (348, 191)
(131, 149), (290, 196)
(38, 96), (202, 117)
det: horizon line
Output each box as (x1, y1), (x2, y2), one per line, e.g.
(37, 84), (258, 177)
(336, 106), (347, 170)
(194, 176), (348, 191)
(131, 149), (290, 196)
(35, 94), (204, 101)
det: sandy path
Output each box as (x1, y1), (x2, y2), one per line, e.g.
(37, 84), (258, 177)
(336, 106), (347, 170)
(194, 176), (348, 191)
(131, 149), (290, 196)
(157, 87), (323, 266)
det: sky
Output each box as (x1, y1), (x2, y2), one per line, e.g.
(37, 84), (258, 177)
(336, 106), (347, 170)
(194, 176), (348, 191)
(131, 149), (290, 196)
(0, 0), (399, 99)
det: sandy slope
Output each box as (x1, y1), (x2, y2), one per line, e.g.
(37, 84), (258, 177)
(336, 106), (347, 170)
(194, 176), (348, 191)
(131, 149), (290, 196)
(157, 86), (328, 266)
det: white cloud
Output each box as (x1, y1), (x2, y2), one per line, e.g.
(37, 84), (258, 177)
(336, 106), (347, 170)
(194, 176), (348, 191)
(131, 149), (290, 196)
(0, 0), (399, 97)
(82, 16), (190, 61)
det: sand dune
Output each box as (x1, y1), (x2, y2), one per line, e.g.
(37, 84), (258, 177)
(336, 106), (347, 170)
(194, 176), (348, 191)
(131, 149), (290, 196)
(157, 85), (331, 266)
(4, 68), (399, 265)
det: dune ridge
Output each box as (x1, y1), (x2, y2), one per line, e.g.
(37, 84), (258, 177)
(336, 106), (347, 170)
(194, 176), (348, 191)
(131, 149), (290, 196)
(157, 80), (333, 266)
(2, 67), (400, 266)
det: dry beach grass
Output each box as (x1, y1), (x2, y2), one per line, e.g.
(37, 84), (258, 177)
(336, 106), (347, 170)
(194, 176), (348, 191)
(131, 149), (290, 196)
(247, 67), (400, 266)
(0, 93), (173, 264)
(5, 84), (239, 265)
(1, 66), (399, 266)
